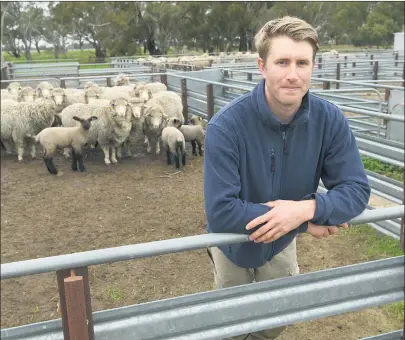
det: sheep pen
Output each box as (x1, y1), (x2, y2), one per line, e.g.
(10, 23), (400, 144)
(1, 90), (403, 339)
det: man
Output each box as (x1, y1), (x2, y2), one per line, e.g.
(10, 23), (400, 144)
(203, 16), (371, 340)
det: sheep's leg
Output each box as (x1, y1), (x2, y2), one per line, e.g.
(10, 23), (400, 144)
(101, 146), (111, 165)
(76, 152), (86, 172)
(2, 139), (14, 154)
(182, 151), (187, 166)
(44, 150), (58, 175)
(156, 138), (160, 155)
(146, 136), (152, 153)
(110, 146), (118, 164)
(70, 148), (78, 171)
(166, 147), (172, 165)
(124, 140), (132, 157)
(15, 143), (25, 163)
(197, 140), (203, 156)
(144, 135), (149, 146)
(116, 144), (123, 159)
(191, 140), (197, 156)
(30, 144), (36, 159)
(174, 153), (180, 169)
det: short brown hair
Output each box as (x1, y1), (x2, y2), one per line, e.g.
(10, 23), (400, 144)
(254, 16), (319, 63)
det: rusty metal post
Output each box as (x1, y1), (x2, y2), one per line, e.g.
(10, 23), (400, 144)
(352, 61), (356, 77)
(181, 78), (188, 124)
(206, 84), (214, 121)
(383, 88), (391, 127)
(106, 77), (112, 87)
(60, 79), (66, 89)
(160, 74), (167, 87)
(322, 81), (331, 90)
(318, 57), (322, 69)
(247, 73), (252, 81)
(370, 54), (374, 66)
(57, 267), (95, 340)
(336, 63), (340, 89)
(372, 61), (379, 81)
(344, 55), (347, 68)
(395, 52), (398, 67)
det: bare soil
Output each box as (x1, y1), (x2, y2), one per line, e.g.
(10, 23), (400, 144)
(1, 135), (403, 339)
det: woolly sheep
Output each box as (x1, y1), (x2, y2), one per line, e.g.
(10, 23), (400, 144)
(142, 104), (168, 155)
(60, 98), (133, 164)
(35, 116), (98, 175)
(167, 116), (205, 156)
(36, 81), (54, 98)
(114, 74), (131, 86)
(1, 89), (15, 101)
(1, 97), (58, 162)
(51, 87), (87, 113)
(6, 82), (22, 97)
(84, 86), (130, 103)
(131, 82), (167, 101)
(161, 125), (186, 169)
(17, 87), (36, 102)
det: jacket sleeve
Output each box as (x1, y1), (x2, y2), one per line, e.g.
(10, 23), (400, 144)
(203, 123), (271, 234)
(303, 110), (371, 225)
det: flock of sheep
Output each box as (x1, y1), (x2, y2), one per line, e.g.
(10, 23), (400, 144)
(0, 74), (205, 175)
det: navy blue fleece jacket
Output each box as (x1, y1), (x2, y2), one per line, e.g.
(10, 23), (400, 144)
(203, 78), (371, 268)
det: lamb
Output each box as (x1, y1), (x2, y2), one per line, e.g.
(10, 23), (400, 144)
(60, 98), (133, 164)
(167, 116), (205, 156)
(0, 97), (58, 162)
(6, 82), (22, 97)
(17, 87), (36, 102)
(161, 125), (187, 169)
(142, 104), (168, 155)
(36, 81), (54, 98)
(35, 116), (98, 175)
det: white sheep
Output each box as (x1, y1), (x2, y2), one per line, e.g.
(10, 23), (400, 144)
(17, 87), (36, 102)
(84, 86), (130, 103)
(36, 81), (54, 98)
(161, 125), (187, 169)
(114, 74), (131, 86)
(60, 98), (133, 164)
(131, 82), (167, 101)
(35, 115), (98, 175)
(142, 103), (168, 155)
(51, 87), (87, 113)
(0, 97), (57, 162)
(6, 82), (22, 98)
(167, 116), (205, 156)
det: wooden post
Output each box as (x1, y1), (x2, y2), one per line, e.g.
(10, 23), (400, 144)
(106, 77), (112, 87)
(383, 89), (391, 127)
(61, 79), (66, 89)
(352, 62), (356, 77)
(160, 74), (167, 87)
(181, 79), (188, 124)
(336, 63), (341, 89)
(344, 55), (347, 68)
(247, 73), (252, 81)
(57, 267), (95, 340)
(318, 57), (322, 69)
(395, 52), (398, 67)
(206, 84), (214, 121)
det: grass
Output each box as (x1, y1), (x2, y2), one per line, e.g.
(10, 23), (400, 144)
(362, 156), (404, 182)
(342, 224), (404, 321)
(106, 285), (124, 302)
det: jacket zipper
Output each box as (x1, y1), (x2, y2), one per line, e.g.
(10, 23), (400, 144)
(270, 148), (275, 194)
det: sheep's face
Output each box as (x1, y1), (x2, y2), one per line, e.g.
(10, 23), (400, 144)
(18, 88), (36, 102)
(167, 117), (182, 128)
(52, 91), (66, 107)
(133, 87), (151, 102)
(85, 88), (101, 104)
(8, 84), (21, 96)
(144, 106), (166, 131)
(110, 98), (132, 121)
(73, 115), (98, 130)
(129, 101), (143, 119)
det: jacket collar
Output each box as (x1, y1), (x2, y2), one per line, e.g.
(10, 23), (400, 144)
(252, 78), (310, 129)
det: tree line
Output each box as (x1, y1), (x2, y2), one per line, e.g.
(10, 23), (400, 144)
(1, 1), (404, 61)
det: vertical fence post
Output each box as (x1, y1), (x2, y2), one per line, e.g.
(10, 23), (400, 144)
(61, 79), (66, 89)
(336, 63), (341, 89)
(206, 84), (214, 121)
(318, 57), (322, 69)
(373, 61), (379, 81)
(352, 62), (356, 77)
(322, 81), (330, 90)
(160, 74), (167, 87)
(395, 52), (398, 67)
(344, 55), (347, 68)
(106, 77), (112, 87)
(370, 54), (374, 66)
(181, 79), (188, 124)
(247, 73), (252, 81)
(383, 88), (391, 129)
(57, 267), (95, 340)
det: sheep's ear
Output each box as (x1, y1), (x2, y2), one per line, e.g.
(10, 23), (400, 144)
(72, 116), (82, 122)
(90, 116), (98, 121)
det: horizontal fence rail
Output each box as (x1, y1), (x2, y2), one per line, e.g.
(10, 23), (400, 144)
(360, 330), (404, 340)
(2, 256), (404, 340)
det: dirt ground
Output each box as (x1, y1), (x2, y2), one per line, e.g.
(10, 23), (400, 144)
(1, 134), (403, 339)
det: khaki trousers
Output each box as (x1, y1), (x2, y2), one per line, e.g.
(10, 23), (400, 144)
(207, 238), (299, 340)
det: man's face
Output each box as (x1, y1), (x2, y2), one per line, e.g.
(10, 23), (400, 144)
(258, 36), (314, 106)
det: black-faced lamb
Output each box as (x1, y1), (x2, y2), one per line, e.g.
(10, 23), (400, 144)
(161, 125), (186, 169)
(35, 116), (98, 175)
(167, 116), (205, 156)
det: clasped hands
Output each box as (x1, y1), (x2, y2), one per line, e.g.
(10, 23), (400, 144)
(245, 199), (349, 243)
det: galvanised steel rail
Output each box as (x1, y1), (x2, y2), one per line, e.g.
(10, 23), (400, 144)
(1, 256), (403, 340)
(1, 206), (403, 280)
(360, 330), (404, 340)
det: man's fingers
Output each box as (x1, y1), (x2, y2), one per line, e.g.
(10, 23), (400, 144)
(249, 221), (277, 241)
(263, 230), (284, 243)
(254, 226), (281, 243)
(339, 222), (349, 229)
(328, 226), (339, 235)
(246, 211), (273, 230)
